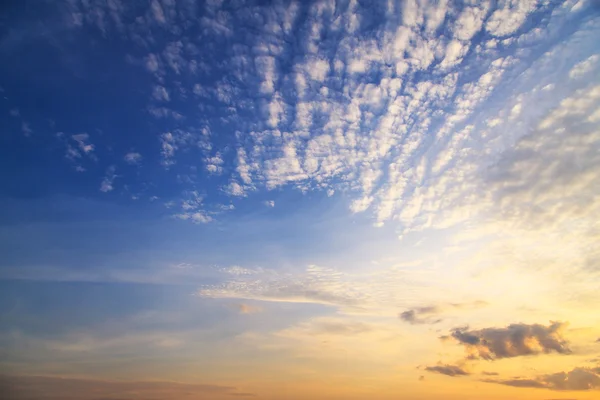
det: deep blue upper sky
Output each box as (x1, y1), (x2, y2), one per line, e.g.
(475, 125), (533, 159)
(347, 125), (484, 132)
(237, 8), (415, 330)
(1, 0), (594, 207)
(0, 0), (598, 278)
(0, 0), (598, 281)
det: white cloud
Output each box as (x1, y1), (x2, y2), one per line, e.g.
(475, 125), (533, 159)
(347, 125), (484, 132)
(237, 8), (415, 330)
(569, 54), (599, 79)
(256, 56), (277, 95)
(21, 122), (32, 136)
(424, 0), (448, 33)
(486, 0), (538, 37)
(175, 211), (213, 224)
(349, 196), (373, 213)
(205, 153), (224, 175)
(147, 106), (183, 119)
(264, 200), (275, 207)
(160, 133), (177, 166)
(100, 166), (116, 192)
(193, 83), (206, 96)
(294, 102), (312, 130)
(145, 53), (160, 73)
(213, 79), (239, 105)
(402, 0), (421, 28)
(172, 191), (213, 223)
(305, 58), (330, 82)
(452, 5), (488, 41)
(152, 85), (170, 101)
(180, 191), (203, 211)
(266, 93), (285, 128)
(439, 40), (467, 69)
(224, 181), (246, 197)
(264, 141), (308, 188)
(407, 35), (436, 70)
(159, 130), (197, 167)
(150, 0), (166, 24)
(71, 133), (94, 155)
(491, 84), (600, 233)
(236, 148), (253, 185)
(124, 152), (142, 164)
(294, 72), (308, 98)
(199, 265), (372, 309)
(509, 102), (522, 120)
(348, 58), (368, 74)
(221, 266), (260, 276)
(588, 106), (600, 123)
(162, 41), (185, 74)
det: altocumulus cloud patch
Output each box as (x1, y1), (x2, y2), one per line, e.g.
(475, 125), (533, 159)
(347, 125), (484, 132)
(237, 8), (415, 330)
(2, 0), (597, 229)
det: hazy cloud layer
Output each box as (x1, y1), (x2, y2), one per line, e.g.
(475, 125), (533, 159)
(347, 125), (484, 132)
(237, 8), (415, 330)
(236, 303), (262, 314)
(424, 364), (470, 377)
(0, 375), (252, 400)
(484, 366), (600, 391)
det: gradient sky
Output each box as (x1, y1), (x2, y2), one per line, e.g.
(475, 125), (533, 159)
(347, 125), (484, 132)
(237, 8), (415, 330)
(1, 0), (600, 399)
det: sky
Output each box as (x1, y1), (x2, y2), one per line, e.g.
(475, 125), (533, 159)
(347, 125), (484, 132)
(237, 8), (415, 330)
(0, 0), (600, 399)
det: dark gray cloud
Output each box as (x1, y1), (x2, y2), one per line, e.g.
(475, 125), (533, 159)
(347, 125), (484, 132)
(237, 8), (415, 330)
(481, 371), (499, 376)
(442, 322), (570, 360)
(484, 367), (600, 391)
(399, 307), (442, 325)
(399, 301), (487, 325)
(424, 364), (470, 377)
(486, 378), (547, 388)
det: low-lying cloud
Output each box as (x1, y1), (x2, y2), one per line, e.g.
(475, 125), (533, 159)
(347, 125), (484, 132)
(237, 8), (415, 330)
(0, 374), (253, 400)
(484, 367), (600, 391)
(424, 364), (470, 377)
(442, 322), (570, 360)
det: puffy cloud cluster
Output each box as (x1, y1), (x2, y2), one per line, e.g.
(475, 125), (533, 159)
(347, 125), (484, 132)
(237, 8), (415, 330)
(172, 190), (213, 224)
(124, 152), (142, 165)
(443, 322), (571, 360)
(59, 0), (599, 227)
(99, 165), (117, 193)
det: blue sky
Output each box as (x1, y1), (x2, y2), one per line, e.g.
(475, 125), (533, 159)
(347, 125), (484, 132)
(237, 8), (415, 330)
(1, 1), (600, 399)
